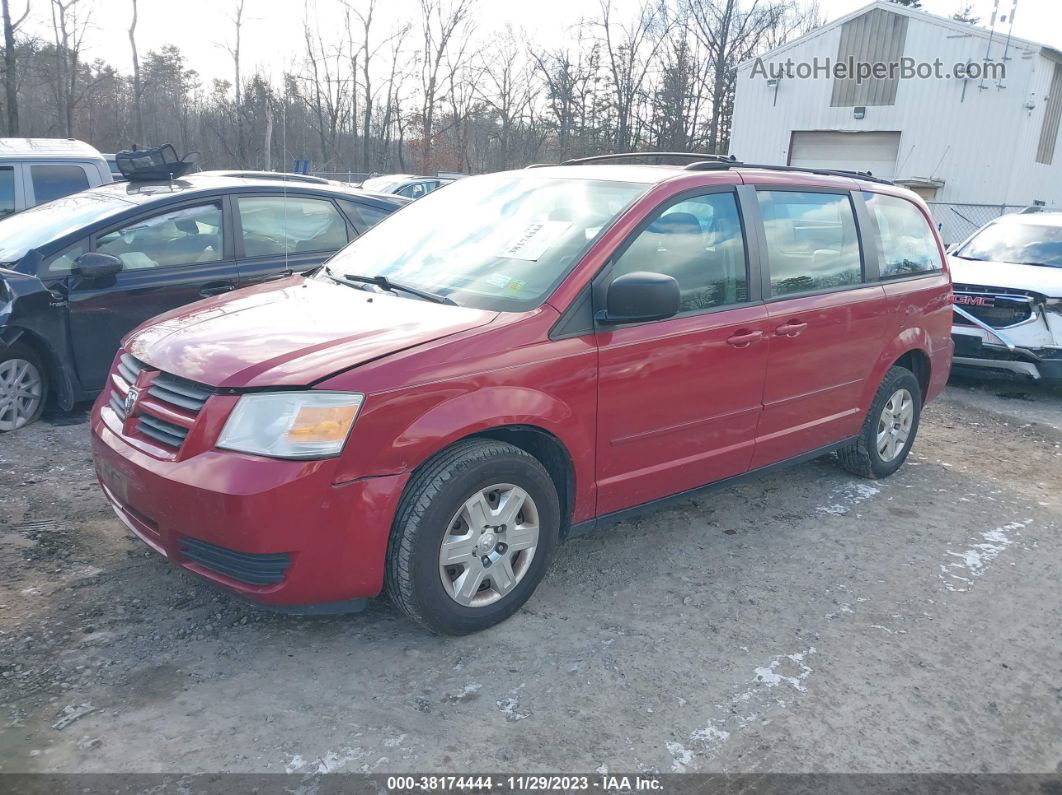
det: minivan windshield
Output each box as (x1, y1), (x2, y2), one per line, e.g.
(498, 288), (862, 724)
(0, 189), (137, 262)
(323, 173), (649, 311)
(954, 220), (1062, 268)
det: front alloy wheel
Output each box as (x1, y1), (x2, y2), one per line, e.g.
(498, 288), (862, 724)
(439, 484), (540, 607)
(386, 439), (560, 634)
(0, 351), (45, 432)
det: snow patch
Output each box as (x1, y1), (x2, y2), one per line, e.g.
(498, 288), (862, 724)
(752, 649), (815, 693)
(285, 748), (361, 774)
(666, 741), (694, 771)
(818, 482), (881, 515)
(496, 696), (530, 721)
(939, 520), (1028, 592)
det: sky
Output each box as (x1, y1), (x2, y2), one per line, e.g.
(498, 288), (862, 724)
(17, 0), (1062, 87)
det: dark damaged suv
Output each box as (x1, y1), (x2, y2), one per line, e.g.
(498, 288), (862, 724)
(0, 174), (405, 430)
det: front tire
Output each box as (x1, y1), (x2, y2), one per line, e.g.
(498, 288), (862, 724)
(837, 366), (922, 479)
(0, 343), (47, 432)
(385, 439), (560, 635)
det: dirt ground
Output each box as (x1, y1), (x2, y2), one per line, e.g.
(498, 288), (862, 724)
(0, 375), (1060, 775)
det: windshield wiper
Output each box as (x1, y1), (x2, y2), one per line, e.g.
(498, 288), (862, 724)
(334, 270), (456, 305)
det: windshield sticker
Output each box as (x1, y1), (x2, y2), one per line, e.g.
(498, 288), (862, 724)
(486, 272), (512, 288)
(498, 220), (572, 261)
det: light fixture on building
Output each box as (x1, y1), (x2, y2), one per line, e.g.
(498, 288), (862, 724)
(853, 106), (866, 119)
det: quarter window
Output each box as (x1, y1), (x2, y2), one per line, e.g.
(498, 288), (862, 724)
(0, 166), (15, 217)
(42, 240), (89, 275)
(758, 191), (862, 296)
(338, 199), (391, 229)
(30, 164), (90, 204)
(610, 192), (749, 313)
(863, 192), (942, 278)
(237, 196), (349, 257)
(97, 203), (224, 269)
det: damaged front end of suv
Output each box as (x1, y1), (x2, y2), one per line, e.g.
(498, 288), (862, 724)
(952, 288), (1062, 382)
(949, 212), (1062, 383)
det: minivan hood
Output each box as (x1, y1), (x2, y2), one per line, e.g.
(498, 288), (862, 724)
(126, 276), (498, 388)
(949, 256), (1062, 297)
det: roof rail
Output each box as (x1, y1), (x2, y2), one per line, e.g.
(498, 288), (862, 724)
(685, 159), (894, 185)
(558, 151), (739, 166)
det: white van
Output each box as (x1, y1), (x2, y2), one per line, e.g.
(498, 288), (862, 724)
(0, 138), (112, 218)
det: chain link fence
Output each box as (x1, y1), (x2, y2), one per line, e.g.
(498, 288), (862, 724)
(925, 202), (1032, 246)
(311, 171), (371, 184)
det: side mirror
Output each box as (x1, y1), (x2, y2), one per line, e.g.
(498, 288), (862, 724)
(597, 271), (680, 325)
(72, 252), (124, 279)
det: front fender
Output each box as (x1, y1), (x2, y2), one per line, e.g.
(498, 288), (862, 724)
(1, 269), (77, 409)
(334, 383), (596, 521)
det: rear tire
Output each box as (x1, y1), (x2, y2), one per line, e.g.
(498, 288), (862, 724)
(385, 439), (560, 635)
(0, 343), (47, 432)
(837, 366), (922, 479)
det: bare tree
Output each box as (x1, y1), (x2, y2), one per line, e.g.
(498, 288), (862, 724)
(686, 0), (802, 153)
(2, 0), (29, 135)
(597, 0), (668, 152)
(224, 0), (245, 165)
(417, 0), (474, 171)
(49, 0), (93, 136)
(129, 0), (143, 143)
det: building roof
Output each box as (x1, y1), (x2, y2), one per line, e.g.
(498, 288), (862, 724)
(737, 0), (1059, 72)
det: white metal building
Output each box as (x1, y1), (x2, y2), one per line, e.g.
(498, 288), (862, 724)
(729, 1), (1062, 242)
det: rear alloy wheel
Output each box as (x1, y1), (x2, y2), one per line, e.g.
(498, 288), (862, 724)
(875, 388), (914, 463)
(837, 365), (922, 479)
(0, 345), (47, 432)
(386, 439), (559, 635)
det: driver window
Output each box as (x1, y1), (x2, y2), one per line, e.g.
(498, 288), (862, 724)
(96, 203), (224, 270)
(611, 192), (749, 313)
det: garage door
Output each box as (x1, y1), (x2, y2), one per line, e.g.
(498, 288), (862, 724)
(789, 131), (901, 180)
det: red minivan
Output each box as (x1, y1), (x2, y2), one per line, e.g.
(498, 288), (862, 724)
(90, 156), (953, 634)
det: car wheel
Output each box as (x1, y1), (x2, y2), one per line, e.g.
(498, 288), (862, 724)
(837, 365), (922, 479)
(386, 439), (560, 635)
(0, 344), (47, 432)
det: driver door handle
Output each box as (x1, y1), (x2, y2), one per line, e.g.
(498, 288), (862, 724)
(774, 320), (808, 337)
(199, 282), (236, 297)
(726, 329), (764, 347)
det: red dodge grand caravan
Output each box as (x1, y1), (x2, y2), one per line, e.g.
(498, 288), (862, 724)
(91, 155), (953, 634)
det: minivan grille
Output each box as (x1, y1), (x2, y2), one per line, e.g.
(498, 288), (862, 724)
(108, 352), (215, 451)
(953, 284), (1037, 329)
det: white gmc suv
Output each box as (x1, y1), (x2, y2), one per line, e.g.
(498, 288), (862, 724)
(949, 211), (1062, 384)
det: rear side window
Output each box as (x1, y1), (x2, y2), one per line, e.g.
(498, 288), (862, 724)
(339, 199), (393, 229)
(611, 192), (749, 313)
(758, 191), (862, 297)
(863, 192), (942, 278)
(0, 166), (14, 217)
(237, 196), (349, 257)
(31, 164), (89, 204)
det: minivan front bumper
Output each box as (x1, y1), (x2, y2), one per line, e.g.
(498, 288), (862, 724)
(91, 401), (409, 609)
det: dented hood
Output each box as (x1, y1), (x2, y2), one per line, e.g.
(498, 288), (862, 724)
(125, 276), (498, 388)
(949, 256), (1062, 298)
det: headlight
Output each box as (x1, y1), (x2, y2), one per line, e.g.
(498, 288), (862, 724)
(217, 391), (364, 459)
(1045, 298), (1062, 315)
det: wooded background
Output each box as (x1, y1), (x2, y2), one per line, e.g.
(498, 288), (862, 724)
(0, 0), (828, 175)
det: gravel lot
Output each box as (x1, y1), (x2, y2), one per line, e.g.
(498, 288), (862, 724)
(1, 376), (1060, 775)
